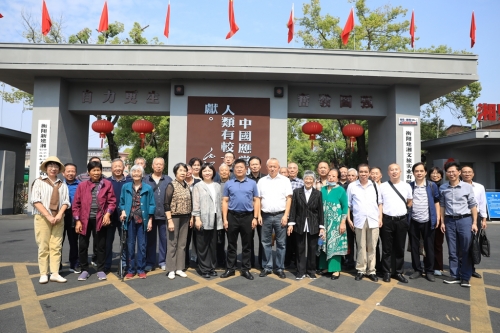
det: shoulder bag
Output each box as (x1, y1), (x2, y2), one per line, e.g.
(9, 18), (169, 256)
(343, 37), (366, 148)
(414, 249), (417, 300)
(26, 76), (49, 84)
(387, 181), (410, 215)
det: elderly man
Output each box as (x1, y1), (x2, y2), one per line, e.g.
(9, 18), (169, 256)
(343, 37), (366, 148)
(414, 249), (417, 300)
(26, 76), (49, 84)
(285, 162), (304, 268)
(143, 157), (173, 271)
(461, 165), (487, 279)
(221, 159), (260, 280)
(440, 162), (478, 287)
(247, 156), (267, 269)
(380, 163), (413, 283)
(347, 168), (358, 183)
(315, 161), (330, 190)
(258, 158), (293, 279)
(105, 158), (132, 274)
(279, 167), (289, 177)
(224, 152), (235, 171)
(134, 157), (147, 172)
(339, 166), (349, 190)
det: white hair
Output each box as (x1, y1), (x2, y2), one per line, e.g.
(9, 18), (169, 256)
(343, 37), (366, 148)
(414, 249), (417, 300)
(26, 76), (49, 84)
(130, 164), (145, 176)
(303, 170), (316, 181)
(347, 168), (358, 176)
(219, 163), (230, 171)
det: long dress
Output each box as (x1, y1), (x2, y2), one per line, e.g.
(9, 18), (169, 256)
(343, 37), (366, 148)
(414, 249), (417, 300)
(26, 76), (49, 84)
(318, 185), (348, 272)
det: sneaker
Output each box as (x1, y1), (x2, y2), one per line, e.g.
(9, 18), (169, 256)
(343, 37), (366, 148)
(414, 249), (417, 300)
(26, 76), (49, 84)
(434, 270), (443, 276)
(69, 266), (82, 274)
(176, 270), (187, 278)
(91, 261), (97, 267)
(125, 273), (135, 279)
(160, 265), (166, 271)
(296, 274), (306, 280)
(78, 271), (90, 281)
(97, 271), (107, 280)
(308, 273), (317, 280)
(39, 275), (49, 284)
(461, 279), (471, 288)
(139, 272), (147, 279)
(168, 271), (175, 279)
(50, 274), (67, 283)
(443, 276), (461, 284)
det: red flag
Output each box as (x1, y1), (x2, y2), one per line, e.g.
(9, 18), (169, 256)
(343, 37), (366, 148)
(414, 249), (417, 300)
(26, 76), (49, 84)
(41, 0), (52, 36)
(287, 4), (294, 43)
(98, 1), (109, 33)
(0, 13), (4, 18)
(226, 0), (239, 39)
(410, 10), (415, 48)
(164, 1), (171, 38)
(341, 8), (355, 45)
(470, 11), (476, 48)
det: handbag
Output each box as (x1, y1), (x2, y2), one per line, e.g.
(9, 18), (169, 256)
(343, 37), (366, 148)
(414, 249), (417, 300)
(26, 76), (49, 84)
(387, 181), (411, 215)
(471, 231), (482, 264)
(479, 229), (490, 257)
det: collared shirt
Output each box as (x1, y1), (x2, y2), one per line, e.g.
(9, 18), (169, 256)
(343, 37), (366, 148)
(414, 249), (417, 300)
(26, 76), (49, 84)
(380, 181), (412, 216)
(248, 172), (267, 183)
(223, 177), (259, 212)
(289, 177), (305, 191)
(142, 173), (172, 220)
(470, 181), (487, 218)
(258, 174), (293, 213)
(31, 175), (71, 215)
(411, 181), (429, 223)
(64, 178), (80, 204)
(439, 181), (477, 216)
(315, 178), (328, 191)
(347, 180), (381, 228)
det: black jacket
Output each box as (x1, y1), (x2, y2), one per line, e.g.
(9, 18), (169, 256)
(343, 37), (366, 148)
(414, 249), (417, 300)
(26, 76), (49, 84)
(288, 187), (324, 235)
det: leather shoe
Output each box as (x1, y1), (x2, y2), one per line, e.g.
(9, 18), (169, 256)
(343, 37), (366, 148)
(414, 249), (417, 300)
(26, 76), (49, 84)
(210, 271), (218, 277)
(472, 272), (482, 279)
(275, 270), (286, 279)
(259, 269), (272, 277)
(383, 273), (391, 282)
(220, 270), (235, 278)
(241, 270), (254, 280)
(331, 273), (340, 280)
(368, 274), (378, 282)
(426, 273), (435, 282)
(393, 273), (408, 283)
(201, 273), (210, 279)
(410, 271), (422, 279)
(354, 273), (364, 281)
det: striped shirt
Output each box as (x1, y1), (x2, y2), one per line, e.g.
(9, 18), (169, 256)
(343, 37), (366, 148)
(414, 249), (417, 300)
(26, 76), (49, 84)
(411, 181), (429, 223)
(30, 176), (71, 215)
(289, 177), (304, 191)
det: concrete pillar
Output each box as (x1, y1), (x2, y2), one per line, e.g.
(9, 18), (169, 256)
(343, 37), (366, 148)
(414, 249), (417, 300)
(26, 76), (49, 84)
(29, 77), (89, 195)
(0, 151), (16, 214)
(369, 85), (421, 180)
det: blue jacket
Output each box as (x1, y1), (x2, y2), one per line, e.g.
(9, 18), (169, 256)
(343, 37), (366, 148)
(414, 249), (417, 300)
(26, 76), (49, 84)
(119, 182), (156, 231)
(408, 180), (440, 228)
(108, 175), (132, 226)
(142, 173), (172, 220)
(64, 179), (80, 204)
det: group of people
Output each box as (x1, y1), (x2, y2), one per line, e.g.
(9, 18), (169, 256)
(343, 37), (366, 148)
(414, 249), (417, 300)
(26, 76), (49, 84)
(31, 152), (486, 288)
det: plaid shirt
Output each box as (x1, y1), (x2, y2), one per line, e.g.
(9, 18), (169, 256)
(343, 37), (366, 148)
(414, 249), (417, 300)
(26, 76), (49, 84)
(289, 177), (305, 191)
(131, 186), (143, 224)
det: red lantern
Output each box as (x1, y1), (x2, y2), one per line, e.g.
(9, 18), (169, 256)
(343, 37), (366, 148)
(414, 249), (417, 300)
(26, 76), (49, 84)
(342, 123), (364, 152)
(132, 119), (154, 148)
(302, 121), (323, 150)
(91, 119), (114, 148)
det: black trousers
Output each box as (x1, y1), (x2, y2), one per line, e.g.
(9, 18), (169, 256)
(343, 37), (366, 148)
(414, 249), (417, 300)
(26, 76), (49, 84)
(381, 215), (408, 274)
(226, 212), (253, 271)
(62, 210), (79, 267)
(185, 223), (197, 268)
(195, 227), (217, 274)
(285, 231), (297, 268)
(295, 231), (318, 276)
(409, 219), (435, 273)
(345, 220), (356, 266)
(472, 217), (483, 273)
(79, 218), (107, 272)
(251, 225), (264, 269)
(216, 230), (227, 267)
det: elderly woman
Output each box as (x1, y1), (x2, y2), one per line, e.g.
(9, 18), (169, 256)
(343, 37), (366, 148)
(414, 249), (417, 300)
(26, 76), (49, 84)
(429, 166), (445, 276)
(192, 163), (223, 278)
(120, 165), (155, 279)
(318, 169), (348, 280)
(164, 163), (193, 279)
(184, 163), (201, 269)
(73, 160), (116, 281)
(288, 170), (324, 280)
(31, 156), (71, 284)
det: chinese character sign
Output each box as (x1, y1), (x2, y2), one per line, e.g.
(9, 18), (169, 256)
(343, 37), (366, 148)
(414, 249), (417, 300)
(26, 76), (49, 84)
(187, 97), (270, 166)
(476, 103), (500, 121)
(402, 127), (414, 183)
(36, 120), (51, 176)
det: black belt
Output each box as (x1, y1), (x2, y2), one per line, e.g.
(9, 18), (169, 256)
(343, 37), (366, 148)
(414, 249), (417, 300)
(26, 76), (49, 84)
(262, 210), (285, 216)
(383, 214), (407, 221)
(445, 214), (471, 220)
(228, 210), (253, 217)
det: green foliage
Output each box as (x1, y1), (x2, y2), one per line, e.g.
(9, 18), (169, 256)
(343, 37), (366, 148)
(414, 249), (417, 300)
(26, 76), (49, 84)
(420, 117), (447, 141)
(97, 21), (125, 44)
(69, 28), (92, 44)
(0, 86), (33, 107)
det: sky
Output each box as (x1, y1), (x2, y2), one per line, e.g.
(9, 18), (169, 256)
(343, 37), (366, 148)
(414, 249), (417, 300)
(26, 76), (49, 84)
(0, 0), (498, 148)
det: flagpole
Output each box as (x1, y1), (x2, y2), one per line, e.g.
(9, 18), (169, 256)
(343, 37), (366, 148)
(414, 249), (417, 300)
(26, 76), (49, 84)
(353, 7), (355, 50)
(413, 9), (415, 52)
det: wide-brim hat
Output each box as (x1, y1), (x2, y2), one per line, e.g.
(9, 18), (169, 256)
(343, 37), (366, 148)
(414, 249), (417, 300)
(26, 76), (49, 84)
(40, 156), (65, 173)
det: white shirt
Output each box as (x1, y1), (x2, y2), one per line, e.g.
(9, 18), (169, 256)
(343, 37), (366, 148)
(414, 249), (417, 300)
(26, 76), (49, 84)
(347, 180), (381, 229)
(471, 181), (487, 218)
(380, 181), (413, 216)
(206, 182), (217, 210)
(258, 173), (293, 213)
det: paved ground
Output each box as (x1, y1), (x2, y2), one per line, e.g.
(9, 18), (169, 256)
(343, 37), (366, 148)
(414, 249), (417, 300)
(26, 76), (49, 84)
(0, 214), (499, 333)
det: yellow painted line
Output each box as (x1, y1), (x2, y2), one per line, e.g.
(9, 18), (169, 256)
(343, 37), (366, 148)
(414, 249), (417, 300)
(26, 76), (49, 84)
(394, 284), (470, 306)
(485, 285), (500, 292)
(13, 263), (50, 333)
(0, 277), (17, 285)
(376, 305), (470, 333)
(304, 284), (364, 306)
(194, 304), (260, 332)
(209, 284), (254, 305)
(334, 282), (394, 333)
(0, 300), (21, 311)
(470, 271), (493, 333)
(488, 306), (500, 314)
(264, 305), (331, 333)
(37, 280), (113, 301)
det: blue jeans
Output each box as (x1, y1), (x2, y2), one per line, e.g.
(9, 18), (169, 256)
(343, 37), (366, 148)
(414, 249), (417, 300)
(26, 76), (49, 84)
(146, 219), (167, 268)
(261, 212), (287, 271)
(127, 219), (147, 274)
(105, 222), (127, 270)
(444, 216), (473, 280)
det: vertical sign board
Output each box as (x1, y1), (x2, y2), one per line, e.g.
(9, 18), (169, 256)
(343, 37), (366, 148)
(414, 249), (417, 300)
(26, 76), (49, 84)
(402, 127), (415, 183)
(486, 192), (500, 219)
(186, 97), (270, 166)
(36, 120), (51, 176)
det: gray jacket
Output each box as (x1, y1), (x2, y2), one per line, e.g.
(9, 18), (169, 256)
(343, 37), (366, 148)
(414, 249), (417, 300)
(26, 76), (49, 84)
(192, 181), (223, 230)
